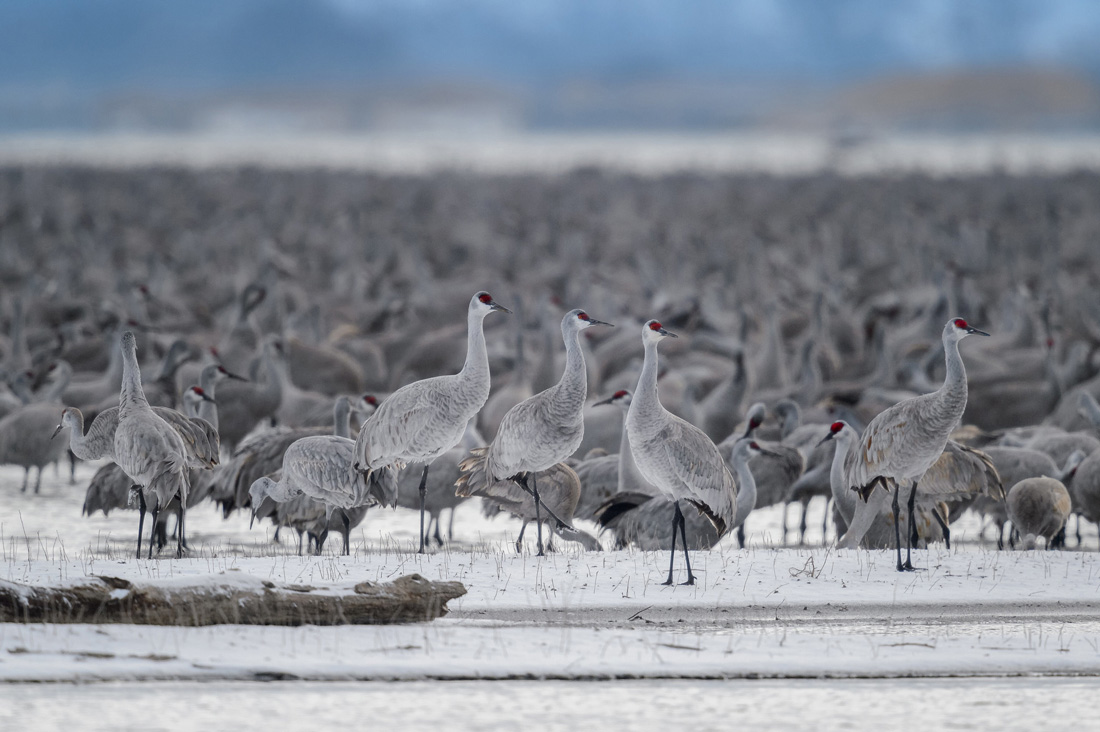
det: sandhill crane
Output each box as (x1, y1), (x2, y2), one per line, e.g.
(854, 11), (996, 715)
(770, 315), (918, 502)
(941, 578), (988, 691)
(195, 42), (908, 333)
(0, 362), (71, 492)
(598, 439), (768, 552)
(468, 461), (601, 552)
(978, 446), (1083, 548)
(218, 394), (373, 514)
(819, 421), (946, 549)
(1070, 448), (1100, 548)
(838, 319), (988, 571)
(1007, 477), (1073, 549)
(354, 291), (510, 553)
(572, 389), (659, 521)
(625, 320), (736, 585)
(112, 331), (194, 558)
(456, 308), (612, 555)
(212, 338), (284, 451)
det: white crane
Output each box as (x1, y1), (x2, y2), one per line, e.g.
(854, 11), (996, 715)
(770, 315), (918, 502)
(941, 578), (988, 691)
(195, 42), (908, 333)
(112, 331), (194, 558)
(625, 320), (736, 586)
(837, 319), (987, 571)
(353, 291), (510, 553)
(457, 308), (613, 555)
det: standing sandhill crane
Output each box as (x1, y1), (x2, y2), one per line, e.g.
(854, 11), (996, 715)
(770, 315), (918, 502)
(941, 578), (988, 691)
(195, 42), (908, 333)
(838, 319), (988, 571)
(466, 461), (601, 552)
(1007, 477), (1073, 549)
(0, 362), (71, 493)
(112, 331), (193, 558)
(353, 292), (510, 553)
(598, 439), (769, 552)
(819, 421), (945, 549)
(572, 389), (660, 521)
(456, 308), (612, 555)
(626, 320), (736, 586)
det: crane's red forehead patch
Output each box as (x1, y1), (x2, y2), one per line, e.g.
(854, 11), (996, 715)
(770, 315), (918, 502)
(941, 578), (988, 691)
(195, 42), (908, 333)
(614, 389), (628, 398)
(364, 395), (378, 405)
(649, 321), (662, 331)
(478, 293), (493, 304)
(831, 421), (845, 433)
(749, 441), (760, 449)
(578, 312), (590, 321)
(191, 387), (206, 395)
(954, 318), (968, 329)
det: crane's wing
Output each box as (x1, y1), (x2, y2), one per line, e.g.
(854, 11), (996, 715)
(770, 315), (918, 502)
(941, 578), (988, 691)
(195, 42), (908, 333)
(152, 406), (219, 469)
(917, 441), (1004, 502)
(84, 407), (121, 461)
(354, 380), (446, 468)
(658, 418), (736, 536)
(848, 410), (911, 498)
(283, 436), (368, 508)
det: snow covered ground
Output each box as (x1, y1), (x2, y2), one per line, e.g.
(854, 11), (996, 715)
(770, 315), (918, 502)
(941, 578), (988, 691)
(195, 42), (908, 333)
(1, 462), (1099, 688)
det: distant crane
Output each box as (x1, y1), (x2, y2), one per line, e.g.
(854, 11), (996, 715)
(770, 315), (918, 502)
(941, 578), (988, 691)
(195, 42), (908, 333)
(354, 291), (510, 552)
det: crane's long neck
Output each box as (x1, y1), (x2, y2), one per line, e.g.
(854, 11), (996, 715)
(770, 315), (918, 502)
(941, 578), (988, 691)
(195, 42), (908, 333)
(458, 310), (490, 389)
(1081, 394), (1100, 429)
(829, 435), (857, 523)
(629, 340), (664, 438)
(120, 344), (150, 411)
(732, 451), (757, 528)
(333, 398), (351, 439)
(258, 348), (284, 404)
(928, 336), (969, 430)
(617, 405), (649, 492)
(556, 326), (588, 410)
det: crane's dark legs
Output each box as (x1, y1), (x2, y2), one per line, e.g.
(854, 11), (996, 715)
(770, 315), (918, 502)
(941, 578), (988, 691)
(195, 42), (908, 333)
(902, 482), (919, 570)
(432, 515), (444, 546)
(736, 524), (746, 549)
(891, 485), (904, 570)
(416, 464), (430, 554)
(781, 504), (789, 546)
(148, 500), (160, 560)
(34, 466), (42, 494)
(798, 498), (810, 546)
(662, 501), (679, 585)
(932, 504), (951, 550)
(20, 468), (28, 493)
(341, 510), (351, 555)
(447, 508), (456, 541)
(135, 488), (146, 559)
(515, 522), (527, 553)
(176, 501), (186, 558)
(531, 472), (545, 556)
(297, 530), (304, 556)
(678, 503), (695, 585)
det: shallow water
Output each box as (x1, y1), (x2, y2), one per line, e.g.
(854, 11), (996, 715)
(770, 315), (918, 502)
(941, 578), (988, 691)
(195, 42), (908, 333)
(0, 677), (1089, 732)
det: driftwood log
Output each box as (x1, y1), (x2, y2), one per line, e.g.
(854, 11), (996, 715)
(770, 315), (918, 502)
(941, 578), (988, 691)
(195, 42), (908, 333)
(0, 573), (465, 626)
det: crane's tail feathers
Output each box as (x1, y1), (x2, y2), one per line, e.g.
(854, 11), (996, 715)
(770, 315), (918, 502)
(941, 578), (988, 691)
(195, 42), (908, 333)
(365, 466), (398, 509)
(969, 445), (1005, 500)
(593, 492), (653, 530)
(686, 498), (727, 537)
(854, 475), (889, 503)
(455, 447), (490, 498)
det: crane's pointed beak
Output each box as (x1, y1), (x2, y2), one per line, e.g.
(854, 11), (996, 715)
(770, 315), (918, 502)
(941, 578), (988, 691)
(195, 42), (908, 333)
(50, 423), (64, 440)
(249, 510), (256, 530)
(199, 391), (215, 403)
(658, 327), (678, 338)
(587, 317), (614, 327)
(816, 433), (835, 448)
(489, 300), (511, 314)
(225, 371), (247, 381)
(967, 326), (990, 337)
(593, 395), (616, 407)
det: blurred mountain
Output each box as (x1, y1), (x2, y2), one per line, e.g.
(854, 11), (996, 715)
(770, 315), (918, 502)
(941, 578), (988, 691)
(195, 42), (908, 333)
(3, 0), (1100, 132)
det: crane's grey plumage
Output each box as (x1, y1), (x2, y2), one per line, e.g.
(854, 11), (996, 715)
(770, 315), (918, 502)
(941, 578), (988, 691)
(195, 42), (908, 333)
(626, 320), (736, 586)
(1007, 476), (1073, 549)
(838, 319), (988, 571)
(466, 461), (601, 552)
(354, 291), (509, 552)
(250, 396), (391, 554)
(112, 331), (194, 558)
(457, 307), (612, 555)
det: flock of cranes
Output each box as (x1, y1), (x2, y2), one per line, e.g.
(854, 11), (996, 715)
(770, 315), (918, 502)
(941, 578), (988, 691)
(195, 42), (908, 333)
(3, 167), (1100, 574)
